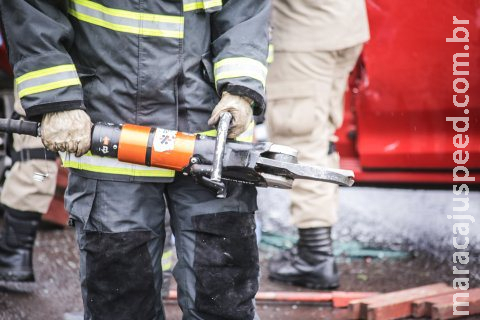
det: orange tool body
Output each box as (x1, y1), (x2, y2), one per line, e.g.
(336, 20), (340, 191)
(117, 124), (196, 171)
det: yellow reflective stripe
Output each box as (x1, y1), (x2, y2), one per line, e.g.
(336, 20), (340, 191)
(235, 135), (254, 143)
(183, 0), (222, 12)
(69, 0), (184, 38)
(204, 0), (222, 9)
(63, 160), (175, 177)
(200, 129), (217, 137)
(60, 152), (175, 177)
(214, 57), (267, 88)
(162, 250), (173, 260)
(267, 44), (274, 64)
(162, 250), (173, 270)
(68, 9), (183, 38)
(16, 65), (77, 85)
(18, 78), (81, 99)
(72, 0), (183, 23)
(162, 261), (173, 270)
(183, 2), (203, 11)
(199, 121), (254, 143)
(237, 121), (255, 142)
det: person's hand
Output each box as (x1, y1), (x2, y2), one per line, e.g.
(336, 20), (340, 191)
(208, 92), (253, 139)
(41, 109), (92, 157)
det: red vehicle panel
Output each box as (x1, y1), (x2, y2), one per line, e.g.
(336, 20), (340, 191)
(338, 0), (480, 184)
(0, 33), (12, 77)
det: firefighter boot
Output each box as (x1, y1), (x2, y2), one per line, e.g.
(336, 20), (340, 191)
(0, 207), (41, 282)
(268, 227), (339, 289)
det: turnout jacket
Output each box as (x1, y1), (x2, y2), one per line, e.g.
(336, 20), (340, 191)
(0, 0), (270, 181)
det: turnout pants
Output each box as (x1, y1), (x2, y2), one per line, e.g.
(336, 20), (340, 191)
(65, 172), (259, 320)
(266, 45), (363, 228)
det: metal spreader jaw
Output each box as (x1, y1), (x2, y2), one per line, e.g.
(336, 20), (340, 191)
(191, 112), (355, 198)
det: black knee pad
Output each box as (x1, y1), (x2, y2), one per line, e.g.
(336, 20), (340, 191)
(192, 212), (259, 320)
(83, 231), (157, 320)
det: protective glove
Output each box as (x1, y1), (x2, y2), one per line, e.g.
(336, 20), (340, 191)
(41, 109), (92, 157)
(207, 92), (253, 139)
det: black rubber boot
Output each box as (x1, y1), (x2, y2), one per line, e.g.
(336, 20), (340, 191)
(268, 227), (339, 289)
(0, 207), (41, 282)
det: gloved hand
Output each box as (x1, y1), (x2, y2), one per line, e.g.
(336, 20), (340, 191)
(41, 109), (92, 157)
(208, 92), (253, 139)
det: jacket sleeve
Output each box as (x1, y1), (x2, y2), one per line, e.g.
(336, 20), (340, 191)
(0, 0), (84, 118)
(210, 0), (270, 115)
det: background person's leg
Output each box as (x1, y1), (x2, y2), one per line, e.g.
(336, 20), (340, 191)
(266, 46), (363, 289)
(266, 50), (339, 288)
(0, 208), (41, 282)
(0, 132), (58, 283)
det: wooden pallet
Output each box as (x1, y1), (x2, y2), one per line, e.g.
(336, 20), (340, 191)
(348, 283), (480, 320)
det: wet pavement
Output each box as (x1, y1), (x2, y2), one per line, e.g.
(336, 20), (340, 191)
(0, 186), (479, 319)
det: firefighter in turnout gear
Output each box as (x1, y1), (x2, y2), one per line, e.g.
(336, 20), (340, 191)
(266, 0), (370, 289)
(0, 0), (270, 318)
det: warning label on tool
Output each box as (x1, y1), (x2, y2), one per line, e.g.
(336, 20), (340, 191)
(153, 128), (177, 153)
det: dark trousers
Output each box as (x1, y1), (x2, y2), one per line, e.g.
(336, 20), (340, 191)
(65, 172), (259, 320)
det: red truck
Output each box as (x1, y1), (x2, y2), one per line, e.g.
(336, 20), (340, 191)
(337, 0), (479, 184)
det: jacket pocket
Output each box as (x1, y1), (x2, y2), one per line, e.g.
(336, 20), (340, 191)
(76, 65), (97, 90)
(64, 173), (98, 228)
(76, 65), (96, 80)
(267, 81), (318, 137)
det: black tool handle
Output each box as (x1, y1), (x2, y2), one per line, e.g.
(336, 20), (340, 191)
(0, 118), (40, 137)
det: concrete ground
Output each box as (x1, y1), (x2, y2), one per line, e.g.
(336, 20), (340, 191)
(0, 186), (479, 319)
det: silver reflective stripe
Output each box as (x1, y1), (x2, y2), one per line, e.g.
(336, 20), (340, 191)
(69, 0), (184, 38)
(17, 71), (78, 95)
(15, 65), (81, 99)
(214, 57), (268, 89)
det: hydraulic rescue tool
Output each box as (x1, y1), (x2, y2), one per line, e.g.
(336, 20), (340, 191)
(0, 113), (354, 198)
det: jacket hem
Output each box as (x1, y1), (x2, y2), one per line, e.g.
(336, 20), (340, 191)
(25, 101), (84, 119)
(68, 168), (175, 183)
